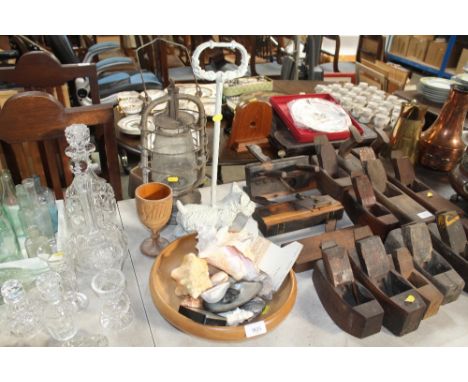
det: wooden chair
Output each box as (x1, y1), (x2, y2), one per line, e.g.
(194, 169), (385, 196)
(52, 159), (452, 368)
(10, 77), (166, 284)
(320, 35), (384, 73)
(0, 50), (100, 105)
(0, 91), (122, 200)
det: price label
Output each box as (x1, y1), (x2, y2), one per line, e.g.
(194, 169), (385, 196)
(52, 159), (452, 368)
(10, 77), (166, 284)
(417, 211), (433, 219)
(244, 320), (267, 338)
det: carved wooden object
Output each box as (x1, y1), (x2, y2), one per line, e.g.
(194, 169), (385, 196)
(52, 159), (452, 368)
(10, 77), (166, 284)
(313, 242), (384, 338)
(385, 224), (465, 304)
(293, 226), (373, 272)
(253, 193), (344, 237)
(343, 174), (399, 239)
(391, 247), (443, 319)
(427, 211), (468, 292)
(348, 235), (426, 336)
(227, 101), (272, 153)
(389, 156), (466, 218)
(364, 158), (434, 224)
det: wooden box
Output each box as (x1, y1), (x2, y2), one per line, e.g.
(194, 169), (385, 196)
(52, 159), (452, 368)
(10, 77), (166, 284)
(407, 37), (430, 62)
(424, 40), (447, 67)
(390, 36), (411, 56)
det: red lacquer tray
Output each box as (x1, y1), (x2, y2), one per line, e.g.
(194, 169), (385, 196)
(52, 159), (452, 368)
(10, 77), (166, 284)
(270, 93), (364, 143)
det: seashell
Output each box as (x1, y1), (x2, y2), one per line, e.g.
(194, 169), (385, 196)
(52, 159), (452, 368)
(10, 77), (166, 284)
(240, 297), (266, 321)
(200, 246), (259, 281)
(170, 253), (212, 299)
(219, 308), (254, 326)
(201, 281), (231, 304)
(180, 296), (204, 309)
(210, 271), (229, 286)
(204, 281), (262, 313)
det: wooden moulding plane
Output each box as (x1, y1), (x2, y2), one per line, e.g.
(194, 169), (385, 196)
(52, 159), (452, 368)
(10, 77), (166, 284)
(293, 225), (373, 273)
(311, 126), (364, 202)
(348, 235), (427, 336)
(245, 144), (344, 237)
(385, 223), (465, 304)
(389, 154), (466, 221)
(354, 149), (435, 225)
(313, 241), (384, 338)
(428, 211), (468, 291)
(390, 247), (443, 319)
(342, 173), (399, 239)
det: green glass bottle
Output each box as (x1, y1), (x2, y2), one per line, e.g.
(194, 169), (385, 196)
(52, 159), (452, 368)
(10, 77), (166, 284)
(1, 169), (24, 238)
(0, 208), (22, 263)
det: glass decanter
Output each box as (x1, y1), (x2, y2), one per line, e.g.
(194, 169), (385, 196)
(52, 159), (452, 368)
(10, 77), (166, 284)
(64, 124), (120, 233)
(1, 279), (41, 337)
(91, 269), (134, 331)
(63, 124), (126, 275)
(24, 226), (53, 259)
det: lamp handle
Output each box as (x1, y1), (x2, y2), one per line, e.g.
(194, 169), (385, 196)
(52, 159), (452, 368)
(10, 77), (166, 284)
(191, 40), (250, 81)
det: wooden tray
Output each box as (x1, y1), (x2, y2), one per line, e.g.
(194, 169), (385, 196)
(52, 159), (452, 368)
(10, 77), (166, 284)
(149, 234), (297, 341)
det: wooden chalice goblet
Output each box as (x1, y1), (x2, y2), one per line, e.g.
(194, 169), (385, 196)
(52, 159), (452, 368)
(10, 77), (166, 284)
(135, 182), (173, 257)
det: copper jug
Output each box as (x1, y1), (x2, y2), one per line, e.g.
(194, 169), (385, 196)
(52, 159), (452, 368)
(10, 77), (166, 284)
(389, 102), (427, 164)
(419, 84), (468, 172)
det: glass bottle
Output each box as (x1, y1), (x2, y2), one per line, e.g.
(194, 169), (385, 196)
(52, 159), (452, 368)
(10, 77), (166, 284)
(33, 175), (58, 234)
(24, 226), (53, 259)
(419, 83), (468, 171)
(1, 279), (40, 337)
(22, 178), (55, 239)
(1, 169), (24, 237)
(0, 209), (22, 263)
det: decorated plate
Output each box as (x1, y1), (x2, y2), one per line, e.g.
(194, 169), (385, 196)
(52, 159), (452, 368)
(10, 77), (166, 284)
(118, 115), (155, 136)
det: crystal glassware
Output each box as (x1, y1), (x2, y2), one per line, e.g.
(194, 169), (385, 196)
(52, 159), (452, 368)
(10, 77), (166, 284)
(46, 251), (88, 312)
(314, 84), (328, 93)
(386, 95), (398, 103)
(330, 83), (342, 91)
(351, 105), (365, 119)
(1, 169), (24, 238)
(367, 85), (378, 94)
(343, 82), (355, 90)
(36, 271), (108, 346)
(135, 182), (173, 257)
(1, 279), (40, 337)
(357, 82), (369, 89)
(91, 269), (134, 331)
(354, 95), (367, 107)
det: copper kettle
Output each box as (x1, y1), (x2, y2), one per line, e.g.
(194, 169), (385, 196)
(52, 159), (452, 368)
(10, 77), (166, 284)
(419, 84), (468, 172)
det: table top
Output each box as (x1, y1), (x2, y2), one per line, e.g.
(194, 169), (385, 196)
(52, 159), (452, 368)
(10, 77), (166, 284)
(2, 178), (467, 346)
(119, 181), (468, 346)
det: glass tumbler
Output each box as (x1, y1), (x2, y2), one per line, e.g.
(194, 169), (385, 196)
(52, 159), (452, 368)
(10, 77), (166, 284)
(343, 82), (355, 90)
(357, 82), (369, 89)
(91, 269), (134, 331)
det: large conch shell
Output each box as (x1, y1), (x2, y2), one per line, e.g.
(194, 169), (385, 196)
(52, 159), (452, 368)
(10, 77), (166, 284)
(170, 253), (212, 299)
(175, 182), (255, 234)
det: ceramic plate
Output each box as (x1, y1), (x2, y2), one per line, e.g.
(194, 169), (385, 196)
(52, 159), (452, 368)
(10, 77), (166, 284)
(139, 89), (167, 101)
(118, 115), (155, 136)
(420, 77), (453, 91)
(452, 73), (468, 85)
(288, 98), (351, 133)
(178, 85), (213, 98)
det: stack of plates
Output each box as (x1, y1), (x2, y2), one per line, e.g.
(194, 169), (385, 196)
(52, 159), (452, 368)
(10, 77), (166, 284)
(452, 73), (468, 87)
(418, 77), (454, 104)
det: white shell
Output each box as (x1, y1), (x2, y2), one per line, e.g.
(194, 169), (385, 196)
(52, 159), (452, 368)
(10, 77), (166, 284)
(210, 271), (229, 286)
(219, 308), (254, 326)
(200, 281), (231, 304)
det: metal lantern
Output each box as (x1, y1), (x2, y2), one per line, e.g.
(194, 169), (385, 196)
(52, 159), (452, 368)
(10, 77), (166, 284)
(140, 82), (208, 202)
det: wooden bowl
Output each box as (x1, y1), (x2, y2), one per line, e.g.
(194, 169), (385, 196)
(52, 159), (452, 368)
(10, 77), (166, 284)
(149, 233), (297, 341)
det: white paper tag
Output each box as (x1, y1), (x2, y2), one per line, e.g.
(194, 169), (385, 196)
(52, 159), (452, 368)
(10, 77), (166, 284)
(244, 320), (267, 338)
(417, 211), (433, 219)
